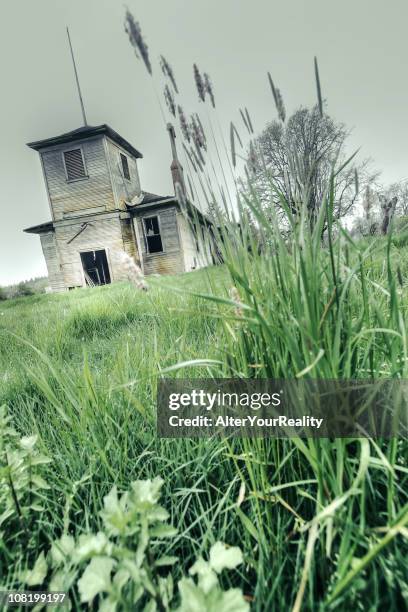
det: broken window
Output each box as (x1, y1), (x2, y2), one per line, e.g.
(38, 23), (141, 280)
(80, 250), (111, 286)
(120, 153), (130, 180)
(143, 216), (163, 254)
(63, 148), (86, 181)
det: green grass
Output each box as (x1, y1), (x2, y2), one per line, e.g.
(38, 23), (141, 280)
(1, 227), (408, 610)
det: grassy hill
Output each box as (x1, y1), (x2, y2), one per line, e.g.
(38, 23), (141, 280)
(0, 266), (225, 408)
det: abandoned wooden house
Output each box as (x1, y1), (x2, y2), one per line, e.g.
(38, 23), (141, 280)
(24, 122), (213, 291)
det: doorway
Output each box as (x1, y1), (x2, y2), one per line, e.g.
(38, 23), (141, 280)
(80, 250), (111, 286)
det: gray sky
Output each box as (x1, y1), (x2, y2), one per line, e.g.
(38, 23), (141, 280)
(1, 0), (408, 284)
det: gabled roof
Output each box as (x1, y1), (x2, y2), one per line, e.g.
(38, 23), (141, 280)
(27, 124), (143, 159)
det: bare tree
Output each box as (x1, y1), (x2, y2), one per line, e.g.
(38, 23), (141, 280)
(382, 181), (408, 217)
(359, 185), (381, 235)
(352, 186), (401, 237)
(380, 195), (398, 235)
(249, 105), (377, 229)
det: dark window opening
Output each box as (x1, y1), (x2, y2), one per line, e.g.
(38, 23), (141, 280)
(144, 216), (163, 254)
(64, 148), (86, 181)
(80, 250), (111, 286)
(120, 153), (130, 180)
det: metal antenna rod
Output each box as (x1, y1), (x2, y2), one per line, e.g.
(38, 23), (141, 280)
(66, 27), (88, 126)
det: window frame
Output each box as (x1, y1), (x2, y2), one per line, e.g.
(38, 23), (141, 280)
(143, 215), (165, 255)
(62, 146), (88, 182)
(120, 152), (131, 181)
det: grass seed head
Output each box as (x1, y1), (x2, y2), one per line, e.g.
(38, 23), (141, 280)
(114, 251), (148, 291)
(124, 11), (152, 75)
(267, 72), (286, 122)
(191, 114), (207, 151)
(314, 56), (324, 117)
(178, 105), (191, 142)
(397, 265), (404, 288)
(194, 63), (206, 102)
(164, 85), (176, 117)
(191, 124), (206, 166)
(160, 55), (179, 93)
(203, 72), (216, 108)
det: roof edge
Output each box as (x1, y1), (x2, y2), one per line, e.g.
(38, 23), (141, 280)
(27, 124), (143, 159)
(127, 196), (212, 224)
(24, 221), (54, 234)
(126, 196), (176, 209)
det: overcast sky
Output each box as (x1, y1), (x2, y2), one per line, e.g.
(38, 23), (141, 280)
(1, 0), (408, 284)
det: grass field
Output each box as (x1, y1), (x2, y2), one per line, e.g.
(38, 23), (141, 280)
(1, 222), (408, 610)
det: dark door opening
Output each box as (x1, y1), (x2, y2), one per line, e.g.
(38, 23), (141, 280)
(80, 250), (111, 286)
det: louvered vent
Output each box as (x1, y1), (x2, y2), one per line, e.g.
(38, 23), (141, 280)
(63, 149), (86, 180)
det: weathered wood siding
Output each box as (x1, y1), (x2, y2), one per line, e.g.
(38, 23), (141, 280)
(133, 206), (184, 275)
(40, 136), (115, 221)
(51, 212), (135, 288)
(40, 232), (65, 292)
(38, 207), (213, 291)
(105, 138), (141, 209)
